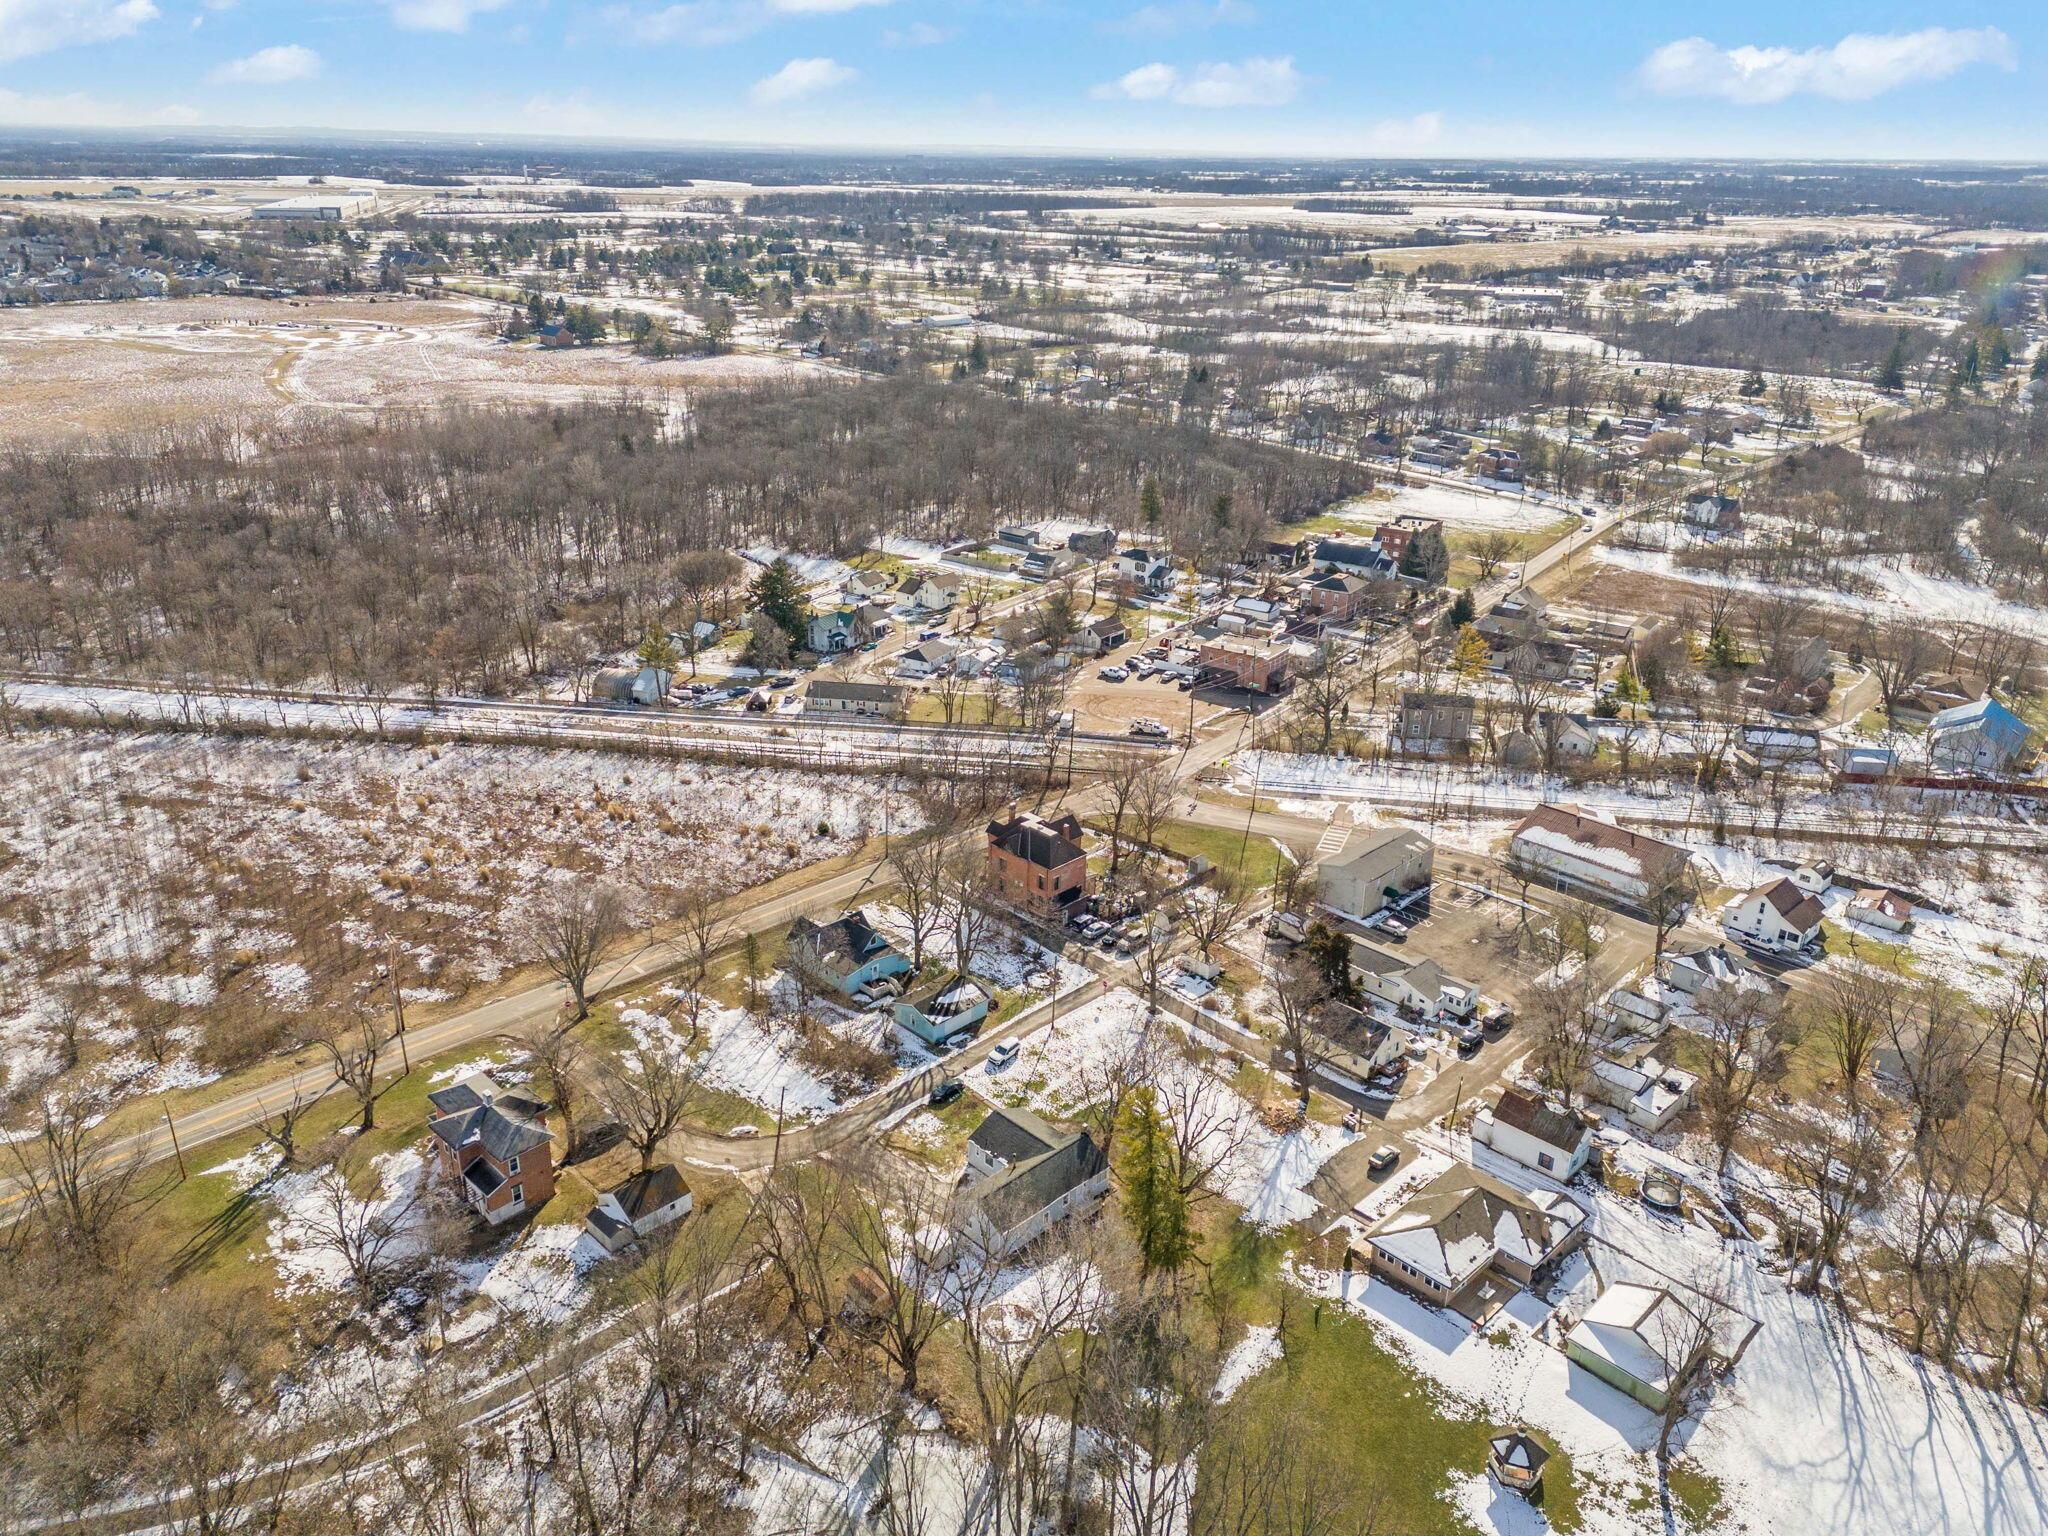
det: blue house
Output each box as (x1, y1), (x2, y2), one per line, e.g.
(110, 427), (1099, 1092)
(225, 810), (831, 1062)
(807, 608), (858, 655)
(785, 910), (909, 998)
(1926, 697), (2030, 775)
(894, 973), (993, 1046)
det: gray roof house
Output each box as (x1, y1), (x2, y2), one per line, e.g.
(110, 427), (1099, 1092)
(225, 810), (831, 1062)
(958, 1106), (1111, 1260)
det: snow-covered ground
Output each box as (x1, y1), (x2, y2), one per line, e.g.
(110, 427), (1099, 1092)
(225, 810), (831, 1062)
(1305, 1140), (2048, 1536)
(980, 988), (1355, 1228)
(0, 729), (906, 1094)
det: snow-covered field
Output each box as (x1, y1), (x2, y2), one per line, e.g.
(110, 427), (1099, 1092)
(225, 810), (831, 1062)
(0, 730), (904, 1096)
(1597, 543), (2048, 644)
(1331, 480), (1584, 535)
(980, 988), (1355, 1228)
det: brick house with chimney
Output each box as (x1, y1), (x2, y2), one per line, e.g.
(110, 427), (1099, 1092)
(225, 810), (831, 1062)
(985, 810), (1090, 916)
(426, 1073), (555, 1226)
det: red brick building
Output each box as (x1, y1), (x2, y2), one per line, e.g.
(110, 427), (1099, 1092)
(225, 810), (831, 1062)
(426, 1073), (555, 1225)
(985, 811), (1090, 916)
(1197, 638), (1292, 694)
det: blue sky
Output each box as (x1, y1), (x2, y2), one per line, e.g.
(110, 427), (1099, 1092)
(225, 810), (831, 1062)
(0, 2), (2043, 158)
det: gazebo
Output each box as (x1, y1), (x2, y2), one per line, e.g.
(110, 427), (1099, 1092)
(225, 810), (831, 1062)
(1487, 1427), (1551, 1499)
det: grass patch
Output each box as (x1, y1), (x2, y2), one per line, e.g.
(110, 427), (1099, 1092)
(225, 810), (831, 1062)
(1230, 1303), (1584, 1535)
(1446, 518), (1577, 590)
(1664, 1459), (1726, 1530)
(1150, 818), (1285, 889)
(1820, 920), (1917, 976)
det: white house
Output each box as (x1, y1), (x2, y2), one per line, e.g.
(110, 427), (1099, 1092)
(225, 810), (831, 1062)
(1507, 804), (1693, 910)
(1473, 1087), (1593, 1179)
(897, 637), (960, 679)
(1723, 877), (1824, 954)
(1317, 826), (1433, 920)
(1847, 886), (1914, 934)
(1115, 547), (1174, 591)
(957, 1106), (1111, 1261)
(1589, 1054), (1698, 1133)
(1659, 941), (1777, 1001)
(583, 1164), (693, 1254)
(906, 573), (962, 613)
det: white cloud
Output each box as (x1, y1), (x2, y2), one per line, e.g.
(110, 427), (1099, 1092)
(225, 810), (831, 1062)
(387, 0), (513, 32)
(767, 0), (891, 11)
(0, 84), (196, 126)
(750, 55), (854, 104)
(0, 0), (158, 63)
(1091, 54), (1299, 108)
(1104, 1), (1252, 38)
(207, 43), (320, 84)
(1360, 110), (1441, 153)
(882, 19), (947, 47)
(1640, 28), (2016, 104)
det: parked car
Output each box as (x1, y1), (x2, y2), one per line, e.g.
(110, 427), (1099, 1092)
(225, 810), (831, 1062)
(944, 1029), (978, 1050)
(1455, 1024), (1484, 1055)
(1367, 1146), (1401, 1176)
(929, 1078), (965, 1108)
(1099, 665), (1129, 682)
(1129, 719), (1169, 738)
(1483, 1008), (1514, 1035)
(1379, 915), (1409, 939)
(986, 1041), (1020, 1071)
(726, 1125), (760, 1139)
(1177, 677), (1196, 691)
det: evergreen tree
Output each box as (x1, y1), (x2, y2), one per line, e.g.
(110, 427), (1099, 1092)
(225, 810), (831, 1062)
(1877, 328), (1909, 392)
(967, 335), (989, 373)
(1116, 1087), (1193, 1276)
(1739, 363), (1767, 398)
(1707, 624), (1742, 671)
(636, 624), (680, 675)
(1448, 588), (1476, 626)
(1140, 475), (1164, 533)
(1303, 922), (1359, 1006)
(2032, 349), (2048, 381)
(749, 557), (811, 642)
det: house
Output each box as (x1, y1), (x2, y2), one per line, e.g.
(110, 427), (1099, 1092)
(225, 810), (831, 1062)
(1788, 860), (1835, 897)
(1358, 429), (1405, 460)
(1019, 549), (1080, 582)
(905, 573), (962, 613)
(1723, 878), (1824, 954)
(1891, 671), (1974, 723)
(985, 810), (1090, 916)
(1197, 637), (1291, 694)
(1535, 710), (1601, 759)
(1311, 999), (1400, 1080)
(426, 1073), (555, 1226)
(1926, 697), (2030, 775)
(1473, 1087), (1593, 1179)
(1507, 805), (1693, 910)
(804, 680), (906, 719)
(785, 909), (911, 997)
(958, 1106), (1111, 1260)
(1564, 1282), (1712, 1413)
(844, 568), (895, 599)
(584, 1165), (693, 1254)
(1589, 1054), (1698, 1133)
(1394, 691), (1476, 756)
(1306, 572), (1382, 624)
(1317, 825), (1433, 920)
(1312, 537), (1398, 580)
(996, 524), (1040, 551)
(1374, 516), (1450, 586)
(1681, 493), (1742, 536)
(897, 638), (960, 679)
(1260, 535), (1312, 570)
(1736, 724), (1822, 773)
(1352, 1167), (1586, 1312)
(1116, 548), (1175, 591)
(1067, 526), (1117, 558)
(1659, 940), (1782, 1001)
(1847, 887), (1914, 934)
(1475, 448), (1524, 484)
(1474, 587), (1547, 647)
(1832, 741), (1900, 780)
(1070, 615), (1129, 658)
(1348, 938), (1468, 1022)
(537, 322), (577, 349)
(807, 608), (860, 655)
(894, 973), (994, 1046)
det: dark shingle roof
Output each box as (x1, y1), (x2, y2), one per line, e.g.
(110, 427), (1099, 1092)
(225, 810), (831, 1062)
(808, 680), (906, 704)
(969, 1105), (1059, 1165)
(429, 1097), (552, 1163)
(607, 1164), (689, 1221)
(787, 908), (893, 969)
(1755, 878), (1824, 930)
(971, 1125), (1108, 1235)
(1491, 1088), (1587, 1156)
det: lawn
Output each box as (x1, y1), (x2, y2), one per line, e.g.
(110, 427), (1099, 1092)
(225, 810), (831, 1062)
(1228, 1297), (1586, 1535)
(1446, 518), (1577, 589)
(1151, 818), (1289, 889)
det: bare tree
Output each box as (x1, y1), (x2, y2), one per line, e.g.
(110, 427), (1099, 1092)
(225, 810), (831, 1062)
(255, 1083), (327, 1170)
(6, 1090), (143, 1265)
(312, 1008), (397, 1131)
(1813, 965), (1894, 1108)
(511, 1012), (586, 1164)
(523, 877), (632, 1020)
(940, 846), (1001, 978)
(830, 1149), (960, 1396)
(1777, 1094), (1888, 1296)
(594, 1043), (699, 1171)
(1269, 952), (1335, 1108)
(300, 1156), (442, 1307)
(886, 830), (952, 971)
(1177, 865), (1255, 963)
(1694, 980), (1799, 1178)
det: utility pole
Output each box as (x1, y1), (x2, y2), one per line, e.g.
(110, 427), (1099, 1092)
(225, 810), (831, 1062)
(163, 1102), (186, 1182)
(388, 936), (411, 1075)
